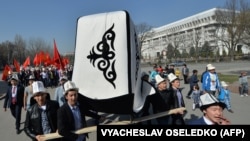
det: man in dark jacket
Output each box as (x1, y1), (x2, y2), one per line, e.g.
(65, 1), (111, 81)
(3, 74), (24, 134)
(24, 81), (59, 141)
(57, 81), (104, 141)
(167, 73), (186, 125)
(186, 69), (199, 98)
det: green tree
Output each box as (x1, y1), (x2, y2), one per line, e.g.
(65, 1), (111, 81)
(166, 43), (174, 62)
(189, 47), (196, 57)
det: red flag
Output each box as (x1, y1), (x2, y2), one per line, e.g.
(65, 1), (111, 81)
(23, 56), (30, 68)
(63, 57), (69, 65)
(38, 51), (46, 63)
(44, 52), (52, 66)
(2, 65), (12, 80)
(13, 59), (20, 72)
(33, 54), (39, 66)
(53, 39), (65, 70)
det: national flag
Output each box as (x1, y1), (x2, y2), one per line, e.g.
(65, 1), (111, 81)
(44, 52), (52, 66)
(13, 59), (20, 72)
(33, 54), (39, 66)
(62, 57), (69, 65)
(53, 39), (65, 70)
(2, 65), (12, 80)
(38, 51), (46, 64)
(23, 56), (30, 68)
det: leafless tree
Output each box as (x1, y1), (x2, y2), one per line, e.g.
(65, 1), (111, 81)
(14, 35), (27, 64)
(164, 32), (185, 61)
(27, 37), (53, 62)
(214, 0), (249, 61)
(135, 22), (154, 52)
(190, 27), (202, 63)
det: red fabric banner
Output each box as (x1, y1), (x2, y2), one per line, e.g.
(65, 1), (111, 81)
(2, 65), (12, 80)
(22, 56), (30, 68)
(13, 59), (20, 72)
(53, 39), (65, 70)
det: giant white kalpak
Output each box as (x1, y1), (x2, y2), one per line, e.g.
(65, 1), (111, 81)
(72, 10), (155, 114)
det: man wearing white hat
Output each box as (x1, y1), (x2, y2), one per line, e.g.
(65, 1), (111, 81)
(202, 64), (220, 96)
(152, 74), (173, 125)
(167, 73), (186, 125)
(3, 74), (24, 134)
(24, 81), (60, 141)
(23, 75), (36, 110)
(188, 93), (230, 125)
(54, 75), (68, 107)
(57, 81), (105, 141)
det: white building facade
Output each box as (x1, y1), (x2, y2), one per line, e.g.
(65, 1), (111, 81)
(141, 8), (249, 61)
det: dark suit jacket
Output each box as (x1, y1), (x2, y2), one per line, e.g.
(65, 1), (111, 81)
(3, 84), (24, 108)
(57, 102), (101, 141)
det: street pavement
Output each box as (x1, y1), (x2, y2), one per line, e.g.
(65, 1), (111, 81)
(0, 61), (250, 141)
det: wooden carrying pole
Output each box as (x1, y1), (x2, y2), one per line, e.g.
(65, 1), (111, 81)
(41, 107), (186, 140)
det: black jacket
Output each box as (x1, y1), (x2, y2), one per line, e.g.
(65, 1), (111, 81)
(168, 87), (186, 125)
(24, 100), (59, 141)
(57, 102), (101, 141)
(3, 84), (24, 108)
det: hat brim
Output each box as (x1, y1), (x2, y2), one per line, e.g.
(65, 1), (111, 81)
(208, 67), (215, 70)
(169, 77), (180, 83)
(64, 88), (79, 95)
(200, 102), (226, 111)
(32, 91), (48, 97)
(156, 80), (165, 85)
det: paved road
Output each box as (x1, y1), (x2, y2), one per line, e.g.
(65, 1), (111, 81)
(0, 61), (250, 141)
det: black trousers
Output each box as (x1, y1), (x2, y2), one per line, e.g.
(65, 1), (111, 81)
(10, 104), (22, 130)
(183, 74), (188, 84)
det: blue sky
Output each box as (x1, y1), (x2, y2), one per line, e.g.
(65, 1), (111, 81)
(0, 0), (240, 54)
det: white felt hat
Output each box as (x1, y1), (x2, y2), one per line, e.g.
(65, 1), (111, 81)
(155, 74), (165, 85)
(59, 75), (68, 81)
(64, 81), (79, 95)
(207, 64), (215, 70)
(220, 81), (228, 87)
(199, 93), (226, 110)
(168, 73), (178, 82)
(11, 74), (19, 81)
(28, 75), (36, 80)
(32, 81), (47, 96)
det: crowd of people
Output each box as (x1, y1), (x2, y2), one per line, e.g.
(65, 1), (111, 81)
(2, 64), (105, 141)
(1, 62), (248, 140)
(145, 62), (247, 125)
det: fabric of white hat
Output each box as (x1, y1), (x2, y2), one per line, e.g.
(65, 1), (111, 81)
(59, 76), (68, 81)
(11, 74), (19, 81)
(220, 81), (228, 87)
(64, 81), (79, 95)
(28, 75), (36, 80)
(155, 74), (165, 85)
(168, 73), (178, 82)
(206, 64), (212, 68)
(207, 64), (215, 70)
(199, 93), (226, 110)
(32, 81), (47, 96)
